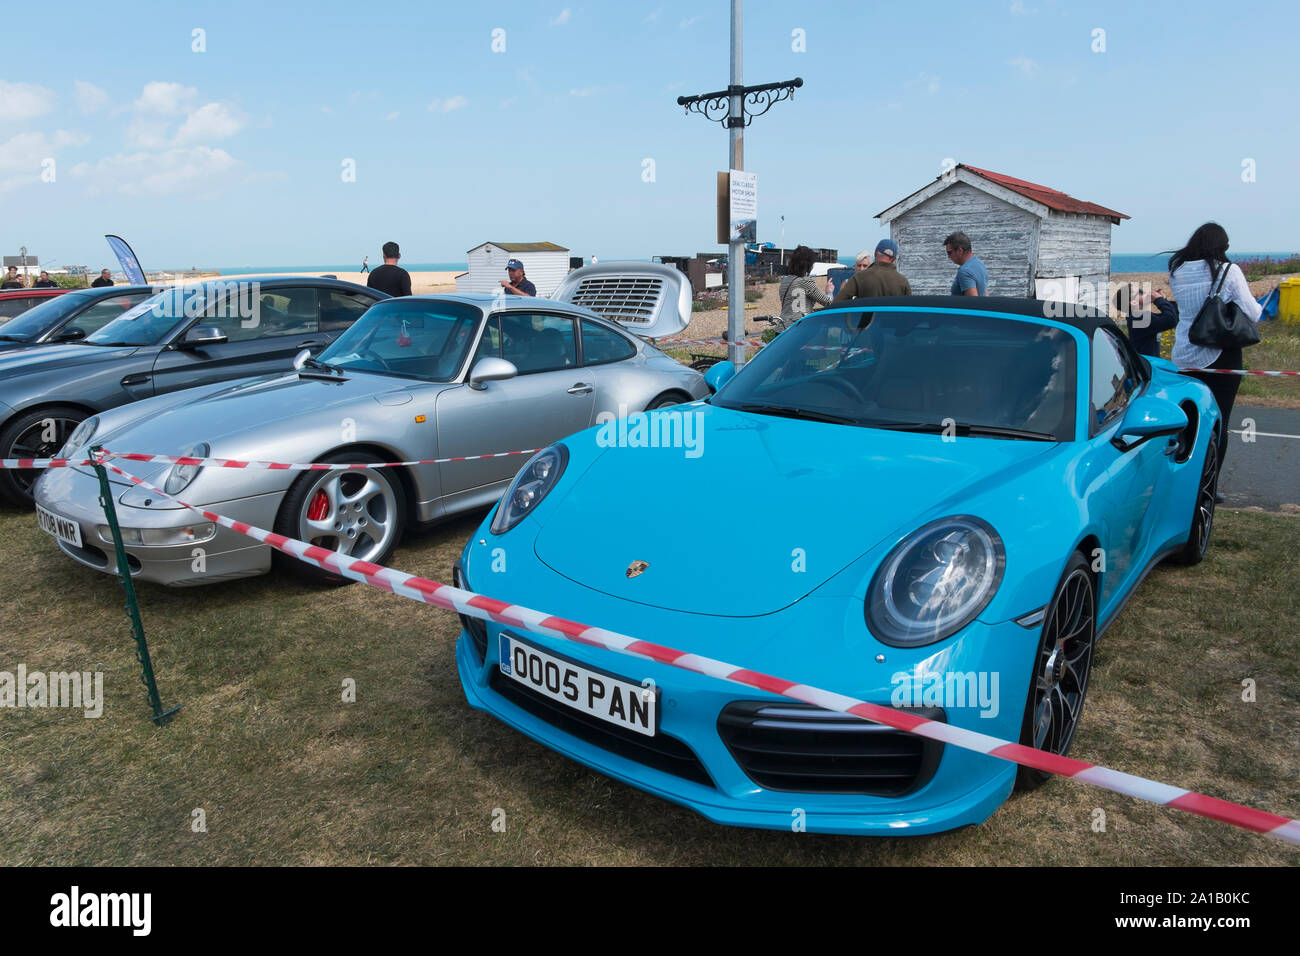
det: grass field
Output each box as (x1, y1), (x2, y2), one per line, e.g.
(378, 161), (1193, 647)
(0, 500), (1296, 866)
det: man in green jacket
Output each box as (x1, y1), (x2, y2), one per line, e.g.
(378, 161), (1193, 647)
(833, 239), (911, 301)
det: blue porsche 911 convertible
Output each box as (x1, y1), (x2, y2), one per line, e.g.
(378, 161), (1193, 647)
(454, 296), (1221, 835)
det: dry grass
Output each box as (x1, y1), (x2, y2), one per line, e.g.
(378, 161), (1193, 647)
(0, 504), (1296, 866)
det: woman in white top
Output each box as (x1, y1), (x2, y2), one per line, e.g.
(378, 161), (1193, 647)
(1167, 222), (1262, 467)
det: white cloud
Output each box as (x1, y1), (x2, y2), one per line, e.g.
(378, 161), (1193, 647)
(0, 129), (90, 192)
(1008, 56), (1040, 76)
(74, 80), (110, 115)
(0, 81), (56, 122)
(680, 15), (702, 29)
(381, 110), (400, 121)
(1009, 0), (1036, 13)
(569, 87), (597, 97)
(427, 96), (467, 113)
(133, 81), (197, 114)
(125, 116), (172, 149)
(173, 102), (246, 145)
(905, 72), (941, 94)
(642, 7), (662, 23)
(69, 146), (240, 197)
(550, 7), (571, 25)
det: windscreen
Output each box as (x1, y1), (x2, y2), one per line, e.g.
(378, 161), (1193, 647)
(713, 309), (1077, 440)
(318, 299), (482, 382)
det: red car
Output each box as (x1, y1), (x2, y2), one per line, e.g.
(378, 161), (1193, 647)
(0, 287), (69, 321)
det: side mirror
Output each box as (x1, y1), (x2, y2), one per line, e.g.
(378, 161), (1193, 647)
(293, 348), (312, 369)
(180, 325), (228, 348)
(469, 357), (518, 390)
(704, 360), (736, 394)
(1112, 396), (1188, 452)
(53, 326), (86, 342)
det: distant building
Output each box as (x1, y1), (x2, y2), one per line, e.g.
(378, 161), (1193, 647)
(876, 164), (1128, 306)
(454, 241), (571, 297)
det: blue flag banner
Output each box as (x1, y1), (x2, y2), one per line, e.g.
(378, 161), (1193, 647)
(1257, 286), (1279, 320)
(105, 235), (147, 286)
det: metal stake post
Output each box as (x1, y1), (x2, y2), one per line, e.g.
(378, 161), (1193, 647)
(675, 0), (802, 369)
(88, 446), (181, 726)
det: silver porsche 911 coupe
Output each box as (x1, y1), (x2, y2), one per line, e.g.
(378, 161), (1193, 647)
(33, 264), (707, 586)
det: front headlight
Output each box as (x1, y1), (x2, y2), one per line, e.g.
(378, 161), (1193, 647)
(490, 445), (568, 535)
(866, 516), (1005, 647)
(59, 416), (99, 459)
(163, 441), (210, 495)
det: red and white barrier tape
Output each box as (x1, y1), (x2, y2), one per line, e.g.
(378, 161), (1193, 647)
(100, 447), (542, 471)
(87, 453), (1300, 846)
(1188, 369), (1300, 377)
(652, 336), (767, 348)
(0, 456), (92, 470)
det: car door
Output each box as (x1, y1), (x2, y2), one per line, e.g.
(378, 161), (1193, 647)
(147, 286), (334, 396)
(1089, 327), (1167, 602)
(434, 309), (595, 503)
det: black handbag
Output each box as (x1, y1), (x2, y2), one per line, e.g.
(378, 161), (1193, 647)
(1188, 263), (1260, 349)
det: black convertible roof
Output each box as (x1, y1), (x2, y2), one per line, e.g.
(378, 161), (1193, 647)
(825, 295), (1124, 337)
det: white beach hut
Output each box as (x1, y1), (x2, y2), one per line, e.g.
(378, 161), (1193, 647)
(875, 165), (1129, 307)
(454, 241), (571, 297)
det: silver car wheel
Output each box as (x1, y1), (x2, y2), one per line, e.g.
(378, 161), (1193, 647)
(296, 468), (399, 562)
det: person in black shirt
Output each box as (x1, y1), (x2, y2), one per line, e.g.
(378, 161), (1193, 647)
(1123, 284), (1179, 357)
(91, 269), (114, 287)
(500, 258), (536, 297)
(366, 242), (412, 297)
(32, 271), (58, 288)
(1, 267), (22, 289)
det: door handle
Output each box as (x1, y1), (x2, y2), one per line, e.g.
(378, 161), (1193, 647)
(121, 373), (151, 387)
(567, 383), (593, 395)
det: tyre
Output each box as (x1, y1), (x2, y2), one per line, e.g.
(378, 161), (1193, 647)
(1014, 551), (1097, 791)
(645, 391), (690, 411)
(0, 405), (87, 508)
(272, 450), (406, 585)
(688, 357), (721, 372)
(1170, 427), (1220, 566)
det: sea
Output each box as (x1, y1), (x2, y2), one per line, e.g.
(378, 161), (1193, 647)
(168, 253), (1295, 276)
(195, 262), (469, 275)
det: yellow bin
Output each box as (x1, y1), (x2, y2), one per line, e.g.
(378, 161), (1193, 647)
(1281, 278), (1300, 325)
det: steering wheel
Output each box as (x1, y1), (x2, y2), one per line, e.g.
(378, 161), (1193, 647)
(809, 374), (866, 405)
(357, 346), (390, 369)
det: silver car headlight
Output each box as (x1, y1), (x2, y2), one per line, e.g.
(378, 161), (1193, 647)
(490, 445), (568, 535)
(163, 441), (210, 495)
(866, 516), (1005, 647)
(59, 416), (100, 459)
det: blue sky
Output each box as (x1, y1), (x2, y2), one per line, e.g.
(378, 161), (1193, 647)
(1, 0), (1296, 270)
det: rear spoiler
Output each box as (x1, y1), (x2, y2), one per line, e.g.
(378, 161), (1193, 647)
(551, 262), (691, 339)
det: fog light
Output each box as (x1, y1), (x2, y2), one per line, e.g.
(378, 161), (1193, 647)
(97, 523), (217, 547)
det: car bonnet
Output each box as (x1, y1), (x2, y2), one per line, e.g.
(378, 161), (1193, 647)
(532, 404), (1058, 617)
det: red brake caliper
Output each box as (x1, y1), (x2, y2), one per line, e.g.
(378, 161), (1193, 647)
(307, 491), (329, 522)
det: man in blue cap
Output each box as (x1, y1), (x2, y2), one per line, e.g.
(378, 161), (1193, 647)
(833, 238), (912, 301)
(500, 258), (536, 297)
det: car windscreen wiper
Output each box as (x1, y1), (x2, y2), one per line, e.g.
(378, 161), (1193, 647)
(866, 421), (1055, 441)
(728, 403), (861, 426)
(0, 335), (28, 342)
(301, 355), (345, 375)
(84, 341), (139, 347)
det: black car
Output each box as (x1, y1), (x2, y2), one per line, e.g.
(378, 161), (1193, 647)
(0, 276), (387, 506)
(0, 286), (158, 348)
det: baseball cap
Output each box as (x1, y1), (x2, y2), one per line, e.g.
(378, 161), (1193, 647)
(875, 239), (899, 257)
(506, 259), (524, 271)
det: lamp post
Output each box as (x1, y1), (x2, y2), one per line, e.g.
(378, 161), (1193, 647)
(676, 1), (802, 367)
(780, 216), (785, 269)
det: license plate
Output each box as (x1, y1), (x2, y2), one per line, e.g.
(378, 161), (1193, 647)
(36, 504), (82, 548)
(499, 633), (657, 737)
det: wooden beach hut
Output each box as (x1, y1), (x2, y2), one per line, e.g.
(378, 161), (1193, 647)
(875, 165), (1129, 305)
(454, 241), (571, 297)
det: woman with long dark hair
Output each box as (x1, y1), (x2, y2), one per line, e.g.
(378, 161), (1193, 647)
(1167, 222), (1262, 466)
(779, 245), (831, 321)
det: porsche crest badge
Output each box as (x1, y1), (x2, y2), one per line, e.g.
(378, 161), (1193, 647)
(626, 560), (649, 578)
